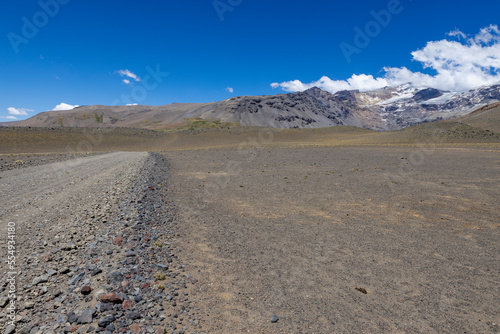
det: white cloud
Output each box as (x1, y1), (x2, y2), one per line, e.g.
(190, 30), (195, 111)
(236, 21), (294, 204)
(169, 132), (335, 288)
(117, 69), (141, 82)
(52, 103), (79, 111)
(271, 74), (389, 93)
(7, 107), (32, 116)
(447, 29), (467, 40)
(122, 79), (131, 85)
(1, 116), (18, 120)
(272, 25), (500, 94)
(226, 87), (234, 93)
(126, 103), (138, 106)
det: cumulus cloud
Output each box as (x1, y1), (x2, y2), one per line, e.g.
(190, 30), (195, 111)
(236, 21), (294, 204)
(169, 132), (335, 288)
(7, 107), (33, 116)
(1, 115), (18, 120)
(52, 103), (79, 111)
(117, 69), (141, 85)
(271, 74), (389, 93)
(272, 25), (500, 94)
(226, 87), (234, 93)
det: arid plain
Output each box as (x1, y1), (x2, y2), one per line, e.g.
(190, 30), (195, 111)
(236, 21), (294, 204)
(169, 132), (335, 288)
(0, 107), (499, 333)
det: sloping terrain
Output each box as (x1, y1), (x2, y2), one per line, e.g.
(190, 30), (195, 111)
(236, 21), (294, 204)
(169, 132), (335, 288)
(450, 101), (500, 133)
(4, 84), (500, 131)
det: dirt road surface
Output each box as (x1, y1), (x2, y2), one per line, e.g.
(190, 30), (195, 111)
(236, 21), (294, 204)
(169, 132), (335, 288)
(0, 152), (147, 233)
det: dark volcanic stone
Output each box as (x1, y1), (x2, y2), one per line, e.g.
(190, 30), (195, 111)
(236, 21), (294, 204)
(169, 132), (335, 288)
(78, 307), (96, 324)
(91, 268), (103, 276)
(97, 315), (116, 327)
(99, 302), (113, 312)
(106, 270), (124, 284)
(126, 311), (142, 320)
(67, 311), (79, 324)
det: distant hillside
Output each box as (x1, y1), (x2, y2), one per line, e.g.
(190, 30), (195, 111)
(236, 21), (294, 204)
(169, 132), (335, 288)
(448, 101), (500, 134)
(3, 84), (500, 131)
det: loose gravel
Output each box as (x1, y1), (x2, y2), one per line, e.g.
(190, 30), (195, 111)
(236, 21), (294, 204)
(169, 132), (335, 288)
(0, 152), (204, 334)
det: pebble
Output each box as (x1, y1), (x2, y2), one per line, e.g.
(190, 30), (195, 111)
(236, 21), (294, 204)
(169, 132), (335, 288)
(99, 292), (123, 304)
(126, 311), (142, 320)
(78, 308), (96, 324)
(68, 272), (85, 285)
(97, 315), (116, 327)
(106, 271), (124, 284)
(4, 325), (15, 334)
(47, 269), (57, 276)
(81, 286), (92, 295)
(32, 275), (48, 285)
(0, 297), (9, 308)
(91, 268), (102, 276)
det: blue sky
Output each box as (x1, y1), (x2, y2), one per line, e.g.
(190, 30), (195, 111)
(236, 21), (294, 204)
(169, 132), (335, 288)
(1, 0), (500, 120)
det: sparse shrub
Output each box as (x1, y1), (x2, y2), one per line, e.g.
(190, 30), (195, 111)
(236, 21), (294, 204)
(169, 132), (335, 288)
(155, 272), (166, 280)
(93, 113), (104, 123)
(74, 113), (91, 120)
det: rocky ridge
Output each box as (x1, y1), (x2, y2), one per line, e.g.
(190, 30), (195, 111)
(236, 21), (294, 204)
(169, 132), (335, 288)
(4, 84), (500, 131)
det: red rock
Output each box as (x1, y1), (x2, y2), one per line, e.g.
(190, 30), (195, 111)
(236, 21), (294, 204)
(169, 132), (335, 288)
(153, 326), (164, 334)
(81, 286), (92, 295)
(99, 292), (123, 303)
(122, 300), (133, 310)
(70, 325), (78, 332)
(113, 236), (123, 246)
(129, 323), (142, 333)
(141, 283), (150, 290)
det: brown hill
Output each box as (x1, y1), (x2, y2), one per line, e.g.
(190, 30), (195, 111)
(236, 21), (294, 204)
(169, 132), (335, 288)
(448, 101), (500, 133)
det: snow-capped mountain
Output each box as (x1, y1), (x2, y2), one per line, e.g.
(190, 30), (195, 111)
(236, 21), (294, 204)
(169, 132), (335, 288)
(5, 83), (500, 131)
(359, 83), (500, 129)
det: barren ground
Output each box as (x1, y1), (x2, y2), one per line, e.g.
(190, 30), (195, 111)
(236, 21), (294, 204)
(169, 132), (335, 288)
(166, 146), (500, 333)
(1, 122), (499, 333)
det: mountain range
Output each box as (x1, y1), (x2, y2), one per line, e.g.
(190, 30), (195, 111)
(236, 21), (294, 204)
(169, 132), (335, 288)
(4, 83), (500, 131)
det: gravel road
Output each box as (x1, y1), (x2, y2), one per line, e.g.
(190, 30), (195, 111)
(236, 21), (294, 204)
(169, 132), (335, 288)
(0, 152), (205, 334)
